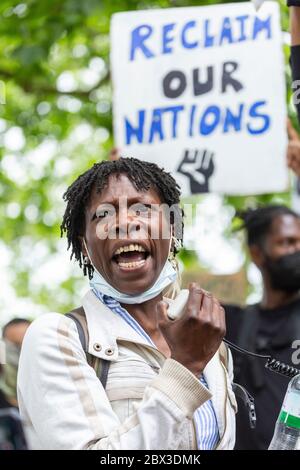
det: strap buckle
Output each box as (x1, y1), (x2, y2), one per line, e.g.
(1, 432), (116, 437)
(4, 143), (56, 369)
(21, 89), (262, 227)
(232, 382), (257, 429)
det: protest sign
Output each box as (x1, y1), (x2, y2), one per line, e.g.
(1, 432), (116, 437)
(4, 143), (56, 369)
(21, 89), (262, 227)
(111, 2), (288, 195)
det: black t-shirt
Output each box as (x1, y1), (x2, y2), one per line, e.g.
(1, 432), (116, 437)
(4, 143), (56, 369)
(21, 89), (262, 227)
(291, 45), (300, 124)
(225, 298), (300, 450)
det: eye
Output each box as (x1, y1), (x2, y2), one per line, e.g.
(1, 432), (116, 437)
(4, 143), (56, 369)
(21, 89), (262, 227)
(97, 210), (109, 218)
(278, 238), (296, 248)
(93, 207), (115, 220)
(130, 203), (151, 217)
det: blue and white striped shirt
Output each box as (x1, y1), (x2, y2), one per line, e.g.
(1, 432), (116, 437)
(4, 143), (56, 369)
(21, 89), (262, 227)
(93, 290), (220, 450)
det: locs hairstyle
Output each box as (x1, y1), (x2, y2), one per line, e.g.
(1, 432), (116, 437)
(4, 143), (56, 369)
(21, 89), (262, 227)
(236, 205), (300, 248)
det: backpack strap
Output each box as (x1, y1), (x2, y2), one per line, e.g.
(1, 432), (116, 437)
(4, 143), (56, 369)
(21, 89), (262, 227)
(65, 307), (110, 389)
(66, 307), (88, 351)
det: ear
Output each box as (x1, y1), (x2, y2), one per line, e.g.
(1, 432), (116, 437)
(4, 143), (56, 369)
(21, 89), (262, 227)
(249, 244), (265, 269)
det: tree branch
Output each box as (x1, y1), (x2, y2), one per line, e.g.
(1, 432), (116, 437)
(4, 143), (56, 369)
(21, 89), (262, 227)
(0, 67), (109, 99)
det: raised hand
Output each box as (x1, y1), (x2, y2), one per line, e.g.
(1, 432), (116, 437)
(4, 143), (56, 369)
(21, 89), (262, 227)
(156, 283), (226, 377)
(287, 119), (300, 176)
(108, 148), (120, 161)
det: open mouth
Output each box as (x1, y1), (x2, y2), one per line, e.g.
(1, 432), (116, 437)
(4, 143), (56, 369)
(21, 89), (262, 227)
(112, 243), (150, 270)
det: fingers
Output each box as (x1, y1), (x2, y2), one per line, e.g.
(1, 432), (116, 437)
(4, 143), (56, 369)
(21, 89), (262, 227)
(200, 292), (226, 339)
(180, 284), (225, 339)
(156, 300), (170, 327)
(289, 161), (300, 177)
(201, 291), (214, 317)
(287, 118), (300, 142)
(182, 283), (204, 320)
(211, 300), (226, 337)
(185, 284), (220, 319)
(287, 142), (300, 177)
(108, 148), (120, 161)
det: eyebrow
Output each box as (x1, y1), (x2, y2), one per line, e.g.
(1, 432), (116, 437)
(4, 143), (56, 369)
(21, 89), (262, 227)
(99, 195), (155, 205)
(89, 196), (158, 221)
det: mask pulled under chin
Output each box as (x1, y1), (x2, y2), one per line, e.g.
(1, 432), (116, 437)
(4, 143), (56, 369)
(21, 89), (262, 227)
(266, 251), (300, 292)
(89, 259), (177, 304)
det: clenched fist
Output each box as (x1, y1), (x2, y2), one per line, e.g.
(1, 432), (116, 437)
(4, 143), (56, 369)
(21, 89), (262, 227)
(157, 283), (226, 377)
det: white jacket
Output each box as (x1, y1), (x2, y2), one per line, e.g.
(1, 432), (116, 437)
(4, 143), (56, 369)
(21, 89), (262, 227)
(17, 290), (237, 450)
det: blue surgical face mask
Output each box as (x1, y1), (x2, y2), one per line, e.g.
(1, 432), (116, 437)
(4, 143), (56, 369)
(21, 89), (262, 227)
(83, 239), (177, 304)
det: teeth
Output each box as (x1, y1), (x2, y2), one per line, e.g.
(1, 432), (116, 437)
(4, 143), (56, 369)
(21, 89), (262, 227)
(114, 244), (146, 256)
(118, 259), (146, 269)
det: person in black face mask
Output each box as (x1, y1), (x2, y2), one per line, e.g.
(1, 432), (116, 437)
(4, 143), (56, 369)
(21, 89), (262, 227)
(224, 205), (300, 450)
(265, 251), (300, 293)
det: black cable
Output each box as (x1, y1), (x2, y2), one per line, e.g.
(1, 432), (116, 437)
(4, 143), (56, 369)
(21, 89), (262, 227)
(265, 358), (300, 379)
(223, 338), (300, 379)
(223, 338), (271, 359)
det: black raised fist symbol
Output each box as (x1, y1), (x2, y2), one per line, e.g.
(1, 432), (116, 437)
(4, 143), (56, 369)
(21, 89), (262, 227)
(177, 149), (215, 194)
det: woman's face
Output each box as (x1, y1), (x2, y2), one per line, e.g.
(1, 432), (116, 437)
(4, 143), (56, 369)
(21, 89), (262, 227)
(83, 174), (172, 294)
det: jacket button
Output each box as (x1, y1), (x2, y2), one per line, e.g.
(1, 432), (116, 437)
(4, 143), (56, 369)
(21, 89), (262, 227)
(105, 348), (114, 356)
(93, 343), (102, 352)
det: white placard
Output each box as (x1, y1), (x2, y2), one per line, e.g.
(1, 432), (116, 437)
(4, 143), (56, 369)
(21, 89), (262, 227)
(111, 2), (288, 195)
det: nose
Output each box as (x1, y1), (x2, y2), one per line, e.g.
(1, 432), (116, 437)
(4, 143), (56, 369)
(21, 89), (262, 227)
(114, 206), (141, 239)
(115, 222), (141, 238)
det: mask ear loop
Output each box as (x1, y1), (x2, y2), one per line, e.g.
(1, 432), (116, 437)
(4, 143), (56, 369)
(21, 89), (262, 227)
(82, 238), (92, 264)
(164, 227), (182, 300)
(167, 228), (173, 258)
(82, 239), (95, 279)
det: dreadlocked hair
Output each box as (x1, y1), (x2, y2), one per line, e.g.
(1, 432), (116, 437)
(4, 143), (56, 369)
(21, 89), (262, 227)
(61, 157), (183, 278)
(235, 205), (299, 247)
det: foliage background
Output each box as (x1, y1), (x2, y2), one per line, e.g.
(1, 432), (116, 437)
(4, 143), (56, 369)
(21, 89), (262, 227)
(0, 0), (297, 322)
